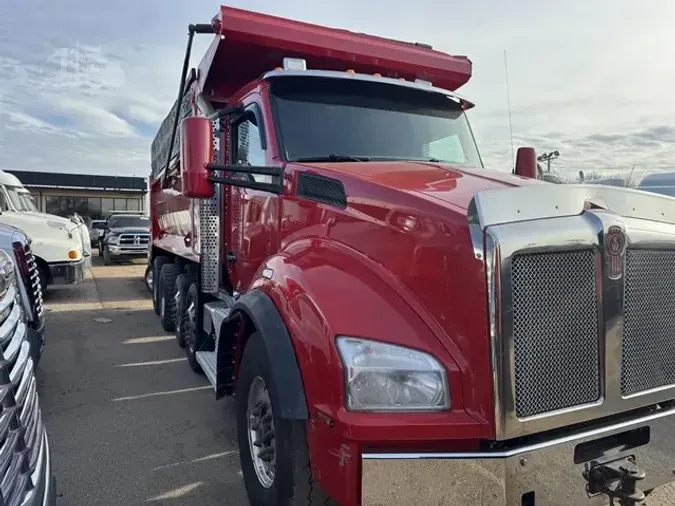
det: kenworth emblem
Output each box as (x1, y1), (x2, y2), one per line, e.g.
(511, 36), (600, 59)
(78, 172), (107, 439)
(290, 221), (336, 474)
(605, 226), (626, 280)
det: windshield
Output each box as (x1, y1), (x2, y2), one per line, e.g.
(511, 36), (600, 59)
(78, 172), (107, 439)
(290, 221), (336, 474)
(4, 186), (38, 212)
(91, 221), (106, 230)
(107, 216), (150, 229)
(270, 77), (483, 167)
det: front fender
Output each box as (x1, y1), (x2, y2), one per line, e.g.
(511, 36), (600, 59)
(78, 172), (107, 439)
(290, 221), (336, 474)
(250, 237), (471, 424)
(249, 238), (478, 506)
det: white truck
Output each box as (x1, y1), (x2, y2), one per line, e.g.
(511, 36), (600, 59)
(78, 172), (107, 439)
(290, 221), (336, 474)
(0, 170), (91, 290)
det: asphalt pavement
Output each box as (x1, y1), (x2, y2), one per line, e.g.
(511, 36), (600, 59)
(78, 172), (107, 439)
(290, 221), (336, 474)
(38, 254), (248, 505)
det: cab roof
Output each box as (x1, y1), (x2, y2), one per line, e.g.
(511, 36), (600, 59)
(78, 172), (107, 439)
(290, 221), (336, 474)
(197, 5), (472, 102)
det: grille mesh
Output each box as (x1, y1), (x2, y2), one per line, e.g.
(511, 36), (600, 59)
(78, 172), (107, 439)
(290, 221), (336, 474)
(621, 249), (675, 395)
(511, 250), (601, 418)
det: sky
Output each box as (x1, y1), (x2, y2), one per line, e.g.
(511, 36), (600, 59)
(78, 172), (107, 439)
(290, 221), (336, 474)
(1, 0), (674, 182)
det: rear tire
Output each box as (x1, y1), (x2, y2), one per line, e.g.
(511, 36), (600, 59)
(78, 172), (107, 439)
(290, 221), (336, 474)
(159, 263), (181, 332)
(183, 283), (202, 373)
(237, 332), (334, 506)
(152, 257), (171, 315)
(174, 271), (196, 348)
(102, 246), (112, 266)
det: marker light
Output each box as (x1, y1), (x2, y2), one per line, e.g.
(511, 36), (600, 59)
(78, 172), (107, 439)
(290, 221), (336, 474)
(373, 73), (382, 77)
(415, 79), (433, 86)
(346, 69), (356, 74)
(282, 57), (307, 71)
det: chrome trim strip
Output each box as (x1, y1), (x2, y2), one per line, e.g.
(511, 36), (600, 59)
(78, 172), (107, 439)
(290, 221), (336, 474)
(9, 343), (30, 386)
(470, 183), (675, 230)
(363, 405), (675, 460)
(0, 286), (16, 315)
(3, 323), (26, 364)
(0, 304), (21, 344)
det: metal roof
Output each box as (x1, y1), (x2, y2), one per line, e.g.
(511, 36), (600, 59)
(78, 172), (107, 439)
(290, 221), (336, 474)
(5, 170), (147, 192)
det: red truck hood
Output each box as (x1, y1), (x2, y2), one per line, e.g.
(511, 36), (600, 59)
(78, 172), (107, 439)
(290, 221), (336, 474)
(291, 160), (541, 431)
(298, 160), (541, 209)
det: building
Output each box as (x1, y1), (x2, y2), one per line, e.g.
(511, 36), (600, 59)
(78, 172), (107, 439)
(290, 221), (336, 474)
(6, 170), (148, 220)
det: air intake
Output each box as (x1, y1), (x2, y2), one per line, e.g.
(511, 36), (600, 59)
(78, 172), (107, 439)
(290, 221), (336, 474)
(297, 173), (347, 207)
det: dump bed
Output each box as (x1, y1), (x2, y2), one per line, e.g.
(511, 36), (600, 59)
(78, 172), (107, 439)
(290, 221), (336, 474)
(151, 5), (473, 177)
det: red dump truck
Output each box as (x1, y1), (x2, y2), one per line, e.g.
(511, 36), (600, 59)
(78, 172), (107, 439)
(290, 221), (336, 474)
(148, 6), (675, 506)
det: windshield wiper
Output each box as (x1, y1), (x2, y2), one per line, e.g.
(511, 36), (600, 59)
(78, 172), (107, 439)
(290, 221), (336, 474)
(294, 154), (371, 163)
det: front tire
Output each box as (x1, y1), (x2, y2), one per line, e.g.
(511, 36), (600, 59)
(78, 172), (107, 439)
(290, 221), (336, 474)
(236, 332), (333, 506)
(159, 263), (181, 332)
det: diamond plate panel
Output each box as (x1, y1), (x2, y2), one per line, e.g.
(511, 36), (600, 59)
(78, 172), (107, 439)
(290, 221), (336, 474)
(511, 250), (601, 418)
(199, 196), (220, 293)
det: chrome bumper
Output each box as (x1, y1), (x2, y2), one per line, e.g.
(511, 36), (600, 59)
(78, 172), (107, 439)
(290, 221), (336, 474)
(108, 245), (147, 256)
(362, 406), (675, 506)
(48, 259), (85, 285)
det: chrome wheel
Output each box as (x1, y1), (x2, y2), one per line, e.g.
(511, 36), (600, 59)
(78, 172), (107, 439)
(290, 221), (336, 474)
(146, 267), (153, 291)
(247, 376), (276, 489)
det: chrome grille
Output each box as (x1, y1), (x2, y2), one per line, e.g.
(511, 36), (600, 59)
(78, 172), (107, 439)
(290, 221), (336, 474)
(511, 250), (601, 418)
(118, 234), (149, 246)
(0, 284), (44, 505)
(621, 248), (675, 395)
(25, 248), (43, 318)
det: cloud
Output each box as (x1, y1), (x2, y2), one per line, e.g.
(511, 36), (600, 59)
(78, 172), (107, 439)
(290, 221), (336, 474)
(0, 0), (674, 182)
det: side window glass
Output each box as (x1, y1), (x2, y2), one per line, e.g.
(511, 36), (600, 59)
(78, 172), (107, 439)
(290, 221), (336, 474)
(235, 113), (270, 183)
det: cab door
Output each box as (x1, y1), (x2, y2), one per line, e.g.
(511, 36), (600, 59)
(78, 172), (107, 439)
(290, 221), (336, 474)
(223, 98), (281, 293)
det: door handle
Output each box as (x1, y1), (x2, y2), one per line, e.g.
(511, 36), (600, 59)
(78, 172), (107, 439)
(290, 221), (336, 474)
(226, 251), (237, 264)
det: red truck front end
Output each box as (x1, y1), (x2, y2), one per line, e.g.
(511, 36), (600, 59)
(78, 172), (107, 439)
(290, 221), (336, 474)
(148, 6), (675, 506)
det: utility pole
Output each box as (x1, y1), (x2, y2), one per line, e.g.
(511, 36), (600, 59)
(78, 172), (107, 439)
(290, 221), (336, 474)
(537, 150), (560, 172)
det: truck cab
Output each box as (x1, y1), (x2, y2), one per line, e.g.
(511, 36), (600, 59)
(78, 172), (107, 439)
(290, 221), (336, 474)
(0, 170), (91, 290)
(148, 6), (675, 506)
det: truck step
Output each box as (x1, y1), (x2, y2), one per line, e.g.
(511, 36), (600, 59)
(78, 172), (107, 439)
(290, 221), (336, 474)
(196, 351), (217, 390)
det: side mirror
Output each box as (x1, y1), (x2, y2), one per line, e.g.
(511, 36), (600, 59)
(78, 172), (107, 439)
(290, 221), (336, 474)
(180, 117), (215, 198)
(514, 146), (538, 179)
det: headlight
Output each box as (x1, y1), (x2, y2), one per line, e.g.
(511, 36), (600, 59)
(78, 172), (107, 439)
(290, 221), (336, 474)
(336, 337), (450, 412)
(108, 235), (119, 244)
(0, 250), (16, 297)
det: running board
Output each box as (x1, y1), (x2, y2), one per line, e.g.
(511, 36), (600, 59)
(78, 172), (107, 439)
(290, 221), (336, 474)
(196, 351), (217, 389)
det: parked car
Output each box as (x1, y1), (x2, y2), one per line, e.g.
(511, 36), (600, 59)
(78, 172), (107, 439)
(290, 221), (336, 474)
(99, 214), (150, 265)
(0, 223), (55, 504)
(88, 220), (106, 247)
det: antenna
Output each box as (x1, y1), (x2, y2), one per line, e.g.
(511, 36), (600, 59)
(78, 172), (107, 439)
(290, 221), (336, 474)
(504, 49), (515, 169)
